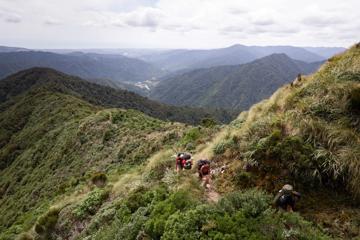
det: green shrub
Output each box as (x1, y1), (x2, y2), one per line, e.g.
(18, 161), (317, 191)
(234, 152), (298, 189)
(90, 187), (329, 240)
(349, 87), (360, 111)
(91, 186), (168, 240)
(124, 186), (152, 213)
(179, 127), (202, 148)
(213, 141), (226, 155)
(73, 188), (109, 219)
(213, 135), (240, 155)
(103, 127), (116, 143)
(234, 171), (255, 188)
(145, 190), (194, 239)
(34, 207), (60, 238)
(144, 159), (173, 182)
(337, 71), (360, 82)
(162, 205), (211, 240)
(91, 172), (107, 187)
(201, 118), (218, 128)
(217, 190), (270, 217)
(16, 232), (34, 240)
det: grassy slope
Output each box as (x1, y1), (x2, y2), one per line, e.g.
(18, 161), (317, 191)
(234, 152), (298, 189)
(0, 88), (202, 239)
(195, 43), (360, 238)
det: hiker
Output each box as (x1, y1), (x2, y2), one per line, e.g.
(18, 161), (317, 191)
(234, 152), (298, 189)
(197, 159), (210, 179)
(273, 184), (301, 212)
(290, 73), (302, 87)
(176, 152), (192, 172)
(197, 159), (211, 188)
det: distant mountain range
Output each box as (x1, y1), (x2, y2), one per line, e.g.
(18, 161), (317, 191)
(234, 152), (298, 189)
(0, 51), (164, 83)
(0, 68), (235, 124)
(140, 44), (345, 71)
(151, 53), (322, 110)
(0, 48), (328, 112)
(0, 46), (29, 53)
(303, 47), (346, 58)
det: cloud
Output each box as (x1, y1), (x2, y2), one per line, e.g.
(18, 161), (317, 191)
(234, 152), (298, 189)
(251, 18), (274, 26)
(123, 7), (163, 27)
(0, 0), (358, 48)
(44, 18), (62, 26)
(107, 7), (165, 28)
(301, 15), (345, 27)
(0, 8), (21, 23)
(228, 8), (247, 15)
(5, 15), (21, 23)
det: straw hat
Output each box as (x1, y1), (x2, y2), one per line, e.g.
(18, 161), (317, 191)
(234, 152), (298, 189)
(282, 184), (293, 191)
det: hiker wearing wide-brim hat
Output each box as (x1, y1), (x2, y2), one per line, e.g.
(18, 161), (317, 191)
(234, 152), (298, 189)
(273, 184), (301, 212)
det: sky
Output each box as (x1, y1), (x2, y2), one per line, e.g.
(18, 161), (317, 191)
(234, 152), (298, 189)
(0, 0), (359, 49)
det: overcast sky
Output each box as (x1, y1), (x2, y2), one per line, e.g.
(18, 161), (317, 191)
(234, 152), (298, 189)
(0, 0), (359, 49)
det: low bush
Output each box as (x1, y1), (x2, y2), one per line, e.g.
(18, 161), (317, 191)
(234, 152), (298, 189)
(145, 190), (195, 239)
(16, 232), (34, 240)
(34, 207), (60, 238)
(73, 188), (109, 219)
(91, 172), (107, 187)
(89, 188), (329, 239)
(201, 118), (218, 128)
(213, 135), (240, 155)
(103, 127), (116, 143)
(349, 87), (360, 112)
(179, 127), (202, 150)
(233, 170), (255, 189)
(337, 71), (360, 82)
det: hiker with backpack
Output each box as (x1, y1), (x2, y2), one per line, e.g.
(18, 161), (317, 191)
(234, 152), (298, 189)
(197, 159), (211, 189)
(273, 184), (301, 212)
(197, 159), (211, 179)
(176, 152), (192, 172)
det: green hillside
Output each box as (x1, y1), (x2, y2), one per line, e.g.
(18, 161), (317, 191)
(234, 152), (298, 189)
(0, 51), (163, 83)
(152, 54), (321, 110)
(0, 44), (359, 240)
(0, 68), (235, 125)
(0, 88), (211, 239)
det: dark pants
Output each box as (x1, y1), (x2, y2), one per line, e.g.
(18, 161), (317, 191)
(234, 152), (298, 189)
(278, 194), (295, 210)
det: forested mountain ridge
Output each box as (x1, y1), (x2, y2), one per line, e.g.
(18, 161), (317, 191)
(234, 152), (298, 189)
(151, 53), (322, 110)
(0, 67), (235, 124)
(142, 44), (342, 71)
(0, 51), (164, 83)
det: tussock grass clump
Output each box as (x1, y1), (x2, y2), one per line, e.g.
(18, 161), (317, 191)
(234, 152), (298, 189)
(143, 150), (173, 181)
(349, 87), (360, 112)
(16, 232), (34, 240)
(34, 207), (60, 238)
(213, 134), (240, 155)
(91, 172), (107, 187)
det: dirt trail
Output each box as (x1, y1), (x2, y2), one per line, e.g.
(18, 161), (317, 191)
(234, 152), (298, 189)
(206, 188), (220, 203)
(202, 175), (220, 203)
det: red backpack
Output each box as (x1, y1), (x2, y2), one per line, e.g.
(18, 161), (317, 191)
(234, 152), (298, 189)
(200, 164), (210, 176)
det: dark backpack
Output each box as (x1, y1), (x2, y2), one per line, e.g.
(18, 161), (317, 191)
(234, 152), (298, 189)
(184, 160), (192, 170)
(177, 152), (191, 160)
(197, 159), (210, 169)
(278, 190), (293, 206)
